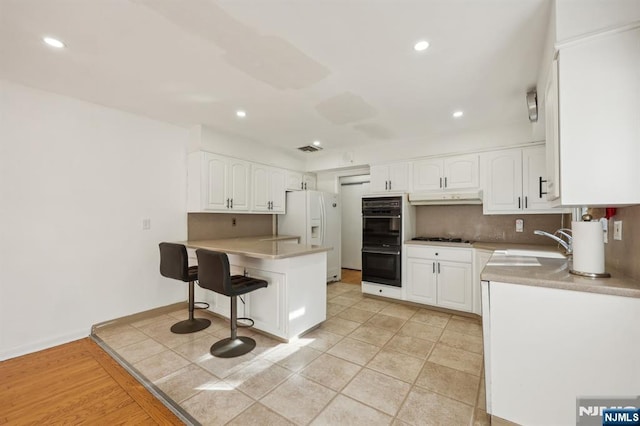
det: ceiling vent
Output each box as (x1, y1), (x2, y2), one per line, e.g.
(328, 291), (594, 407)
(297, 145), (323, 153)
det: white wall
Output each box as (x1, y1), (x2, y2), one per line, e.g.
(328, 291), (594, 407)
(316, 167), (370, 194)
(555, 0), (640, 42)
(305, 121), (542, 172)
(0, 81), (190, 360)
(192, 124), (306, 171)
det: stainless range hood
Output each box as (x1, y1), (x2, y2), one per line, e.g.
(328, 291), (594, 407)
(408, 190), (483, 206)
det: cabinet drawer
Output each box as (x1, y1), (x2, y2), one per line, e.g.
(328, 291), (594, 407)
(406, 245), (472, 263)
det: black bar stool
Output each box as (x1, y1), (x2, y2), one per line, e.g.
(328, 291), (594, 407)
(196, 249), (268, 358)
(159, 242), (211, 334)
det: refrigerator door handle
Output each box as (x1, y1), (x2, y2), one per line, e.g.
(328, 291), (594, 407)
(319, 194), (326, 246)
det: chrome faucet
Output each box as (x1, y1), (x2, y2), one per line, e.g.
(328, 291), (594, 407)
(534, 228), (573, 254)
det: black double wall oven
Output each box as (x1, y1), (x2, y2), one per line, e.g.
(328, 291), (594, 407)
(362, 196), (402, 287)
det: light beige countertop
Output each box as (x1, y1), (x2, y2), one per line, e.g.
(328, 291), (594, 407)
(481, 255), (640, 298)
(182, 235), (330, 260)
(471, 241), (561, 252)
(404, 240), (563, 252)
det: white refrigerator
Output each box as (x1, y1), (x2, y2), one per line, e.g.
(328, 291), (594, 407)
(278, 190), (341, 283)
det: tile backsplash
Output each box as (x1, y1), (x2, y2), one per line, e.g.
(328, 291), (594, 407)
(602, 205), (639, 280)
(415, 205), (567, 245)
(188, 213), (273, 240)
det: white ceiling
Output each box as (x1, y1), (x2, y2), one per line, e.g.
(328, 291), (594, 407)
(0, 0), (551, 154)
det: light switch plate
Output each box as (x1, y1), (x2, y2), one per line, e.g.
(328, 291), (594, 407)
(142, 218), (151, 230)
(613, 221), (622, 240)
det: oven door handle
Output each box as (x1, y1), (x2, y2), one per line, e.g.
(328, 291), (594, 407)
(362, 249), (401, 256)
(362, 215), (401, 219)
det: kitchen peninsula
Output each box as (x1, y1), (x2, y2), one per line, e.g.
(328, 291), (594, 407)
(183, 236), (330, 341)
(480, 255), (640, 425)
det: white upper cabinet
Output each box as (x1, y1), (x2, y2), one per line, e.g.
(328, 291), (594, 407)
(286, 171), (317, 191)
(551, 25), (640, 206)
(483, 146), (565, 215)
(286, 170), (303, 191)
(302, 174), (317, 191)
(544, 59), (561, 202)
(370, 162), (411, 193)
(412, 154), (479, 192)
(188, 151), (250, 212)
(252, 165), (285, 213)
(227, 158), (251, 211)
(188, 151), (285, 214)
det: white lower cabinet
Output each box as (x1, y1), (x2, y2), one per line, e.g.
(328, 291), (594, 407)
(483, 281), (640, 425)
(472, 249), (492, 315)
(406, 245), (473, 312)
(195, 251), (326, 341)
(406, 258), (437, 305)
(244, 268), (285, 337)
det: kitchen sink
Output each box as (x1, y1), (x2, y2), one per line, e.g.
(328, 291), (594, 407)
(501, 249), (566, 259)
(486, 249), (566, 267)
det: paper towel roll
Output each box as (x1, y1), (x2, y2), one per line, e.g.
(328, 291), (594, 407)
(572, 221), (605, 274)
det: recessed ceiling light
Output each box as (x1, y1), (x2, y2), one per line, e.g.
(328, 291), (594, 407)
(236, 110), (246, 118)
(453, 110), (464, 118)
(312, 140), (321, 146)
(43, 37), (65, 48)
(414, 40), (430, 52)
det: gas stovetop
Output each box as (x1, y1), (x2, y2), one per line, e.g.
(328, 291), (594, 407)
(411, 236), (472, 245)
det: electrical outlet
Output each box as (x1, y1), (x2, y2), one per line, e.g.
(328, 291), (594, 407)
(232, 217), (237, 227)
(515, 219), (524, 233)
(613, 220), (623, 240)
(142, 218), (151, 230)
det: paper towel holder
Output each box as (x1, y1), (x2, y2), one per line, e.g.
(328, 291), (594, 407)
(569, 214), (611, 278)
(569, 269), (611, 278)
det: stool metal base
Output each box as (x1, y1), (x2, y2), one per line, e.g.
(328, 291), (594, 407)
(210, 336), (256, 358)
(170, 318), (211, 334)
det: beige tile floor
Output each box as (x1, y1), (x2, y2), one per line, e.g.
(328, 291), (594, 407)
(93, 282), (490, 426)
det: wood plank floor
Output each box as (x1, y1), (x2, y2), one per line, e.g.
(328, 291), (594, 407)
(0, 338), (183, 425)
(340, 268), (362, 285)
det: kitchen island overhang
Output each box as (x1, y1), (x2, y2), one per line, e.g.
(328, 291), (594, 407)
(183, 237), (331, 341)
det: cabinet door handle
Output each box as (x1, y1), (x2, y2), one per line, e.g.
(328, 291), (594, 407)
(437, 262), (441, 274)
(525, 196), (528, 209)
(270, 201), (273, 210)
(539, 176), (548, 198)
(304, 182), (307, 190)
(230, 198), (233, 209)
(518, 196), (521, 209)
(444, 177), (447, 188)
(433, 262), (435, 273)
(439, 177), (443, 188)
(226, 198), (230, 208)
(388, 180), (392, 190)
(384, 180), (388, 190)
(301, 182), (304, 190)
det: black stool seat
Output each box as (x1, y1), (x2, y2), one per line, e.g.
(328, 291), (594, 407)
(186, 265), (198, 282)
(196, 249), (267, 358)
(159, 242), (211, 334)
(229, 275), (269, 295)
